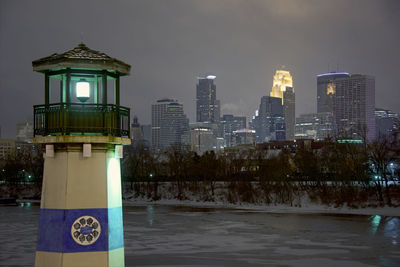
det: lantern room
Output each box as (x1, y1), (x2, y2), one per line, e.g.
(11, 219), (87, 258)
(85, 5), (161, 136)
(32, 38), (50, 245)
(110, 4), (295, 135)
(32, 43), (131, 137)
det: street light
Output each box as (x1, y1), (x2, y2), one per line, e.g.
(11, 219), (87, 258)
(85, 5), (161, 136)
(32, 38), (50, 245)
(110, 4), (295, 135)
(76, 79), (90, 102)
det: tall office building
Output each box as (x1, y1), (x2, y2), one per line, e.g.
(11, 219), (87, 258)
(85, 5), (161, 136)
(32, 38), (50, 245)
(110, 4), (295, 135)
(160, 102), (189, 149)
(196, 75), (220, 124)
(253, 96), (285, 143)
(333, 74), (375, 141)
(232, 129), (255, 146)
(152, 99), (171, 149)
(189, 126), (215, 155)
(140, 124), (152, 146)
(283, 87), (295, 140)
(375, 108), (399, 139)
(16, 119), (33, 143)
(131, 116), (142, 142)
(270, 70), (295, 140)
(152, 99), (189, 150)
(270, 70), (293, 101)
(317, 72), (350, 113)
(220, 114), (246, 147)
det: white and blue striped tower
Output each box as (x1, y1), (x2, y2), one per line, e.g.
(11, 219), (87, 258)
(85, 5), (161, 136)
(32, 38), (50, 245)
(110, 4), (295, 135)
(32, 43), (131, 267)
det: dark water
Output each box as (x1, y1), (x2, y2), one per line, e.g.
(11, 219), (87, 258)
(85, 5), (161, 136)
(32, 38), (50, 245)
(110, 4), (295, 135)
(0, 203), (399, 266)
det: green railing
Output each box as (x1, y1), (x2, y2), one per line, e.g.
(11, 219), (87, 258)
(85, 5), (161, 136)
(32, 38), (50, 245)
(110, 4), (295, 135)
(34, 103), (130, 137)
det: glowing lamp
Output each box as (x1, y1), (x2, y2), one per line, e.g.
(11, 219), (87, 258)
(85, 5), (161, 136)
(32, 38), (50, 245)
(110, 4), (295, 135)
(76, 79), (90, 102)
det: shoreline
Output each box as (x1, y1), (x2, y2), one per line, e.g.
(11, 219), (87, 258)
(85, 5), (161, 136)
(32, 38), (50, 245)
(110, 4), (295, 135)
(122, 198), (400, 217)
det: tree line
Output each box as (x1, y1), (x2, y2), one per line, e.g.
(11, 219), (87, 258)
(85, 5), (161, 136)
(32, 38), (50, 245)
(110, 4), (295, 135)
(1, 136), (399, 207)
(122, 137), (400, 207)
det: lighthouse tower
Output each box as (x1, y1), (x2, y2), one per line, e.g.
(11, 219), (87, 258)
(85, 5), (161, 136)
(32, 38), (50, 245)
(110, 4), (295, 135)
(32, 43), (131, 267)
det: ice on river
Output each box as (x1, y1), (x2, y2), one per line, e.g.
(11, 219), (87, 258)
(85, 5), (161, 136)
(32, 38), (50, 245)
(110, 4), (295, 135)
(0, 203), (399, 266)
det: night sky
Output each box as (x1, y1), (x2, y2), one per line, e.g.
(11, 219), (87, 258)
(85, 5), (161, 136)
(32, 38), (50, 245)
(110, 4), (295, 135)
(1, 0), (399, 138)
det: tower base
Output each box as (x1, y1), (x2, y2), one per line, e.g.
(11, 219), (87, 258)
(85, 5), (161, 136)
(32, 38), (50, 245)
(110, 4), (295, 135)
(34, 137), (129, 267)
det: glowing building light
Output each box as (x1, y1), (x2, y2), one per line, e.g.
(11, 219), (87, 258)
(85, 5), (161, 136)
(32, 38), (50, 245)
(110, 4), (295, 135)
(317, 72), (350, 77)
(327, 83), (336, 95)
(76, 79), (90, 102)
(206, 75), (216, 79)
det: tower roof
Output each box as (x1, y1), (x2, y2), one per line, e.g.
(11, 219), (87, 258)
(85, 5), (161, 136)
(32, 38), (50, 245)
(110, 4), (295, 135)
(32, 43), (131, 75)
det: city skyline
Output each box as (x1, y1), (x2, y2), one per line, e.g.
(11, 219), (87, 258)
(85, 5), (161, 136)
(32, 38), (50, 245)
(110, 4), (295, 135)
(1, 0), (400, 138)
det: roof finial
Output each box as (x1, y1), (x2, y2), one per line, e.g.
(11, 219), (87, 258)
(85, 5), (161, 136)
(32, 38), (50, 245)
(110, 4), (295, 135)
(80, 32), (84, 44)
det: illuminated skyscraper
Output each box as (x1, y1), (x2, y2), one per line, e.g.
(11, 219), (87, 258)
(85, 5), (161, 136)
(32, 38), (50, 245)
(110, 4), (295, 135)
(196, 75), (220, 124)
(316, 72), (375, 141)
(270, 70), (295, 140)
(270, 70), (293, 101)
(317, 72), (350, 113)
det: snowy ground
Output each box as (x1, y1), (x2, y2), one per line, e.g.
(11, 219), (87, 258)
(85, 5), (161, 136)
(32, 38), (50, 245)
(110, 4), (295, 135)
(0, 203), (399, 267)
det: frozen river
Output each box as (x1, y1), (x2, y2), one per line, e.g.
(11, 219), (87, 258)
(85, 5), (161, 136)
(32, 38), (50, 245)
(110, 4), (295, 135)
(0, 203), (399, 267)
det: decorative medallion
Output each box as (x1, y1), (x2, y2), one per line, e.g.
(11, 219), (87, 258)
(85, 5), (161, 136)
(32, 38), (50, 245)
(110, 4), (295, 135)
(71, 216), (101, 245)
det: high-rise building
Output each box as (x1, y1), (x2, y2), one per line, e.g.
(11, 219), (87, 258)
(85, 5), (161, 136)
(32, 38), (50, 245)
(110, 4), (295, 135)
(152, 99), (171, 149)
(189, 126), (215, 155)
(270, 70), (295, 140)
(317, 72), (350, 113)
(151, 99), (189, 150)
(196, 75), (220, 124)
(220, 114), (246, 147)
(253, 96), (285, 143)
(160, 102), (189, 149)
(270, 70), (293, 101)
(375, 108), (399, 139)
(140, 124), (152, 145)
(16, 119), (33, 143)
(131, 116), (142, 142)
(283, 87), (295, 140)
(129, 116), (151, 147)
(232, 129), (255, 146)
(333, 74), (375, 141)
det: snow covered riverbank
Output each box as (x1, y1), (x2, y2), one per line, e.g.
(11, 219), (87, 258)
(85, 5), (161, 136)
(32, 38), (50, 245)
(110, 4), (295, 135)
(122, 181), (400, 217)
(123, 198), (400, 217)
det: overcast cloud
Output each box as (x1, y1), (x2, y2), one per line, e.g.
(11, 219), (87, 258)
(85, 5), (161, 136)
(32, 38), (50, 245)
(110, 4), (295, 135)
(0, 0), (399, 138)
